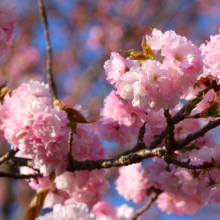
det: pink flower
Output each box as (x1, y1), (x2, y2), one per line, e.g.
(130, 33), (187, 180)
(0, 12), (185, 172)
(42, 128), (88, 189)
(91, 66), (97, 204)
(92, 201), (117, 220)
(38, 203), (96, 220)
(104, 52), (128, 84)
(200, 32), (220, 83)
(98, 123), (131, 146)
(147, 157), (182, 195)
(71, 123), (105, 161)
(116, 163), (150, 203)
(47, 170), (110, 209)
(194, 89), (215, 113)
(117, 59), (179, 110)
(145, 28), (179, 54)
(175, 169), (199, 195)
(0, 81), (71, 175)
(116, 65), (141, 104)
(100, 91), (147, 132)
(156, 192), (203, 215)
(162, 37), (202, 73)
(92, 201), (134, 220)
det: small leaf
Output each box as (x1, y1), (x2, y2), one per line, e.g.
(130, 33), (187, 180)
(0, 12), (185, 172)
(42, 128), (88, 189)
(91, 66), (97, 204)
(145, 40), (154, 59)
(0, 82), (11, 102)
(64, 108), (91, 123)
(192, 170), (201, 181)
(123, 49), (147, 61)
(206, 171), (218, 187)
(53, 99), (67, 109)
(185, 97), (202, 117)
(141, 37), (154, 60)
(67, 117), (78, 135)
(26, 173), (55, 220)
(201, 100), (220, 118)
(193, 76), (211, 89)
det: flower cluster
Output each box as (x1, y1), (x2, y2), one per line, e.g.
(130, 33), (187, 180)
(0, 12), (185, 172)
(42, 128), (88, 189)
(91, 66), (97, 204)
(0, 81), (71, 175)
(37, 203), (96, 220)
(105, 29), (203, 110)
(99, 90), (147, 145)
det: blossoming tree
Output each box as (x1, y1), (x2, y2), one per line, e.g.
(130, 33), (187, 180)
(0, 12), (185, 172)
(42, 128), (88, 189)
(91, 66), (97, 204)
(1, 0), (220, 219)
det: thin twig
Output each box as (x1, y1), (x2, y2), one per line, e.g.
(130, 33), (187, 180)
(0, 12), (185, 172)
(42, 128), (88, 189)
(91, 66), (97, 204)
(178, 118), (220, 148)
(0, 150), (18, 165)
(38, 0), (57, 100)
(162, 155), (214, 170)
(67, 132), (74, 164)
(0, 171), (42, 179)
(0, 155), (33, 168)
(132, 189), (162, 220)
(118, 123), (147, 157)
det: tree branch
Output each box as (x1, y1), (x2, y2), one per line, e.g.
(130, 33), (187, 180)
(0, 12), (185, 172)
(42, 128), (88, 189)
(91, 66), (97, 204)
(38, 0), (57, 100)
(132, 188), (162, 220)
(178, 118), (220, 148)
(0, 155), (33, 168)
(0, 150), (18, 165)
(118, 123), (147, 157)
(0, 171), (42, 179)
(162, 155), (214, 170)
(164, 109), (177, 152)
(67, 146), (167, 172)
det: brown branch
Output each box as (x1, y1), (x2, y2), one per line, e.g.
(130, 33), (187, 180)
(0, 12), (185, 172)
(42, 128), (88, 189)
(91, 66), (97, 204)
(67, 132), (74, 165)
(162, 155), (214, 170)
(38, 0), (57, 100)
(0, 155), (33, 168)
(132, 189), (162, 220)
(178, 118), (220, 148)
(0, 150), (18, 165)
(137, 122), (147, 144)
(0, 171), (42, 179)
(149, 81), (219, 150)
(67, 146), (167, 172)
(118, 123), (147, 157)
(164, 109), (177, 152)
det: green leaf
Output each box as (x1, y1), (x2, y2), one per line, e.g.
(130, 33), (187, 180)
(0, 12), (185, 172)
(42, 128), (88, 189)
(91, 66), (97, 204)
(123, 49), (147, 61)
(145, 40), (154, 60)
(192, 170), (201, 181)
(67, 117), (78, 135)
(206, 171), (218, 187)
(193, 76), (211, 89)
(185, 97), (202, 117)
(201, 100), (220, 118)
(141, 37), (154, 60)
(26, 174), (55, 220)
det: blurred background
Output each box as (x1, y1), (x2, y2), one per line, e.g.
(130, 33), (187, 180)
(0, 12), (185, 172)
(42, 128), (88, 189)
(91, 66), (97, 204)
(1, 0), (220, 219)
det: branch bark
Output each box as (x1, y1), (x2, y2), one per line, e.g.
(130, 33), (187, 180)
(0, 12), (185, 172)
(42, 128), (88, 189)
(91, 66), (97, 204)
(132, 189), (162, 220)
(0, 171), (42, 179)
(38, 0), (57, 100)
(67, 146), (167, 172)
(0, 150), (18, 165)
